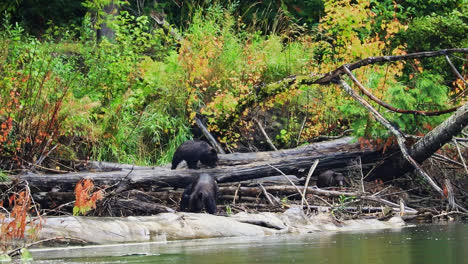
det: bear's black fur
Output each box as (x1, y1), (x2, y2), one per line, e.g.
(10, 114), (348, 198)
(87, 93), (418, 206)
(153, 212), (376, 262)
(317, 170), (345, 188)
(171, 140), (218, 170)
(180, 173), (218, 214)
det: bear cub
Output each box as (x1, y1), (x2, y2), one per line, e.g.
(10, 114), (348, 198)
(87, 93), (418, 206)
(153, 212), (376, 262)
(317, 170), (345, 188)
(180, 173), (218, 214)
(171, 140), (218, 170)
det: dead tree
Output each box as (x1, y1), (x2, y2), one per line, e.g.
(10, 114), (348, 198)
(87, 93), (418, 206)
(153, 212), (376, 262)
(226, 48), (468, 211)
(14, 137), (382, 193)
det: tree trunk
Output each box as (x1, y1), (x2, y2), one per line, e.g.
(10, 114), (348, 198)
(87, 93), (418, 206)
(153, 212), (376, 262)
(97, 1), (118, 41)
(368, 101), (468, 181)
(14, 137), (381, 193)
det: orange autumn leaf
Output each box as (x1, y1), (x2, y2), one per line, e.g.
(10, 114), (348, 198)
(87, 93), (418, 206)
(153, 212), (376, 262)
(73, 179), (104, 215)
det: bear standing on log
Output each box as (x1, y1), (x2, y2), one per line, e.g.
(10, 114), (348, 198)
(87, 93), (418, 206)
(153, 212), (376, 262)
(180, 173), (218, 214)
(171, 140), (218, 169)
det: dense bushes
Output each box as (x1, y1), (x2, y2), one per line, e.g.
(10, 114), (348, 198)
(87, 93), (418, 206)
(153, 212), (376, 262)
(0, 1), (466, 170)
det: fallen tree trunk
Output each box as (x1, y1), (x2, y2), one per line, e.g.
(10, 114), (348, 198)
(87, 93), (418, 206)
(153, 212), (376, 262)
(368, 101), (468, 182)
(28, 213), (406, 246)
(14, 137), (381, 193)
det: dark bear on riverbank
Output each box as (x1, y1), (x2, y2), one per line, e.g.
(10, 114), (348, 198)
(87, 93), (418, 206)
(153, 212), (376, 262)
(317, 170), (345, 188)
(180, 173), (218, 214)
(171, 140), (218, 170)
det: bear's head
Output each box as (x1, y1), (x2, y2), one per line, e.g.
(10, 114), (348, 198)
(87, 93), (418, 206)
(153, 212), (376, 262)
(189, 192), (205, 212)
(333, 172), (344, 187)
(200, 148), (218, 168)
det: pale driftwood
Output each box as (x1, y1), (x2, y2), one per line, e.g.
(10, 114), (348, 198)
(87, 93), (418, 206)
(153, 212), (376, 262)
(444, 179), (456, 210)
(360, 196), (417, 214)
(14, 137), (381, 193)
(302, 160), (319, 211)
(307, 205), (402, 213)
(26, 213), (406, 247)
(86, 161), (154, 171)
(217, 136), (374, 166)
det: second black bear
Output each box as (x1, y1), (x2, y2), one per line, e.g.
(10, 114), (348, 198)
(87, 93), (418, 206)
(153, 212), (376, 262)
(180, 173), (218, 214)
(317, 170), (345, 188)
(171, 140), (218, 170)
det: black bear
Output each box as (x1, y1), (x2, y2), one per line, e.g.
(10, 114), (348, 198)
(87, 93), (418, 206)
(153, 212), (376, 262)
(171, 140), (218, 170)
(317, 170), (345, 188)
(180, 173), (218, 214)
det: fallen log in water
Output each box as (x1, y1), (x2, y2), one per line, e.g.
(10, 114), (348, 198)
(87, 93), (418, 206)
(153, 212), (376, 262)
(31, 211), (406, 245)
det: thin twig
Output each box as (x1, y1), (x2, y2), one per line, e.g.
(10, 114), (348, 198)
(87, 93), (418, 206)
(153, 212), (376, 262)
(254, 118), (278, 151)
(22, 158), (68, 173)
(316, 48), (468, 84)
(301, 159), (319, 212)
(41, 201), (75, 217)
(35, 144), (58, 166)
(372, 185), (392, 197)
(446, 55), (468, 102)
(268, 164), (311, 209)
(233, 183), (241, 205)
(431, 153), (465, 167)
(7, 237), (88, 257)
(432, 210), (468, 219)
(453, 139), (468, 175)
(258, 183), (277, 206)
(296, 115), (307, 146)
(361, 196), (417, 213)
(0, 206), (10, 217)
(357, 156), (365, 193)
(313, 194), (333, 207)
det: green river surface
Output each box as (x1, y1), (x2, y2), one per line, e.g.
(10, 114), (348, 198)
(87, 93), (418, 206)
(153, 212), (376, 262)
(31, 223), (467, 264)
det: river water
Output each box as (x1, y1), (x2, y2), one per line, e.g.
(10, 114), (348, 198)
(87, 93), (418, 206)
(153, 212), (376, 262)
(32, 223), (467, 264)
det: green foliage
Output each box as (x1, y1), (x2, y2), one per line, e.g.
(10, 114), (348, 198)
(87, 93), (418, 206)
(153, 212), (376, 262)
(0, 17), (89, 169)
(0, 253), (11, 262)
(340, 70), (451, 140)
(399, 0), (463, 18)
(0, 1), (464, 168)
(331, 194), (356, 219)
(0, 171), (8, 182)
(20, 248), (33, 261)
(225, 205), (232, 215)
(387, 72), (449, 134)
(400, 9), (468, 52)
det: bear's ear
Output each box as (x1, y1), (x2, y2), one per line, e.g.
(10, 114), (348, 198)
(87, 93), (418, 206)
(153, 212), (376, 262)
(210, 148), (217, 154)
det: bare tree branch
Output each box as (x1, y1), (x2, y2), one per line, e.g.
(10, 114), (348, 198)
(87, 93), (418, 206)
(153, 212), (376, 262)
(345, 68), (459, 116)
(335, 74), (468, 213)
(316, 48), (468, 84)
